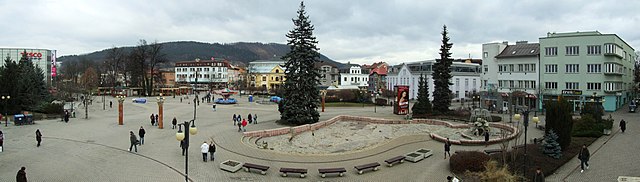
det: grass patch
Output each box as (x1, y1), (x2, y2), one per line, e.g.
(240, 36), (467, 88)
(324, 102), (376, 107)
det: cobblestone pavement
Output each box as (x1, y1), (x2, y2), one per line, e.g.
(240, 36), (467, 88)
(0, 96), (547, 181)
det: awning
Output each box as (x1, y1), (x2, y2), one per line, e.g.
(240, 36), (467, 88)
(526, 94), (537, 99)
(501, 93), (509, 97)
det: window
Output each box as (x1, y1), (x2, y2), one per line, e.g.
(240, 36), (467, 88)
(344, 77), (347, 82)
(565, 46), (579, 55)
(509, 64), (514, 72)
(531, 81), (536, 89)
(587, 82), (601, 90)
(531, 64), (536, 72)
(524, 64), (530, 72)
(545, 47), (558, 56)
(498, 80), (503, 88)
(498, 64), (503, 72)
(518, 80), (524, 88)
(518, 64), (524, 72)
(262, 76), (266, 81)
(509, 80), (514, 88)
(545, 82), (558, 89)
(545, 64), (558, 73)
(483, 52), (488, 58)
(587, 45), (601, 55)
(587, 64), (602, 73)
(565, 82), (579, 90)
(483, 65), (488, 72)
(565, 64), (579, 73)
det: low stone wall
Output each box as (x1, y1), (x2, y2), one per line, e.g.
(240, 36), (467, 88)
(242, 115), (519, 146)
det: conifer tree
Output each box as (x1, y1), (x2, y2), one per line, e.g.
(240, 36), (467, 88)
(432, 25), (454, 114)
(541, 129), (562, 159)
(280, 1), (321, 125)
(412, 73), (432, 115)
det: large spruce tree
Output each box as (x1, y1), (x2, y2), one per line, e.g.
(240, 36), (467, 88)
(412, 73), (432, 115)
(280, 1), (321, 125)
(432, 25), (454, 114)
(545, 97), (573, 149)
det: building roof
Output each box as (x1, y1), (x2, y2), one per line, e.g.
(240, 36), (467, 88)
(369, 64), (388, 76)
(175, 59), (230, 67)
(495, 42), (540, 58)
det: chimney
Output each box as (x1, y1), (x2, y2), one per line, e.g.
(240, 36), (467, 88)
(502, 41), (508, 45)
(516, 41), (528, 45)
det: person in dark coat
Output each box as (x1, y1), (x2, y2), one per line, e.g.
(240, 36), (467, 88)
(253, 114), (257, 124)
(129, 131), (138, 152)
(138, 126), (146, 145)
(150, 114), (155, 126)
(248, 114), (253, 124)
(237, 120), (242, 132)
(154, 114), (159, 126)
(16, 166), (27, 182)
(444, 138), (452, 159)
(109, 101), (113, 108)
(172, 117), (178, 129)
(209, 141), (216, 161)
(35, 129), (42, 147)
(64, 110), (70, 123)
(578, 144), (590, 173)
(484, 131), (490, 147)
(533, 167), (545, 182)
(620, 119), (627, 133)
(233, 114), (237, 126)
(0, 130), (4, 152)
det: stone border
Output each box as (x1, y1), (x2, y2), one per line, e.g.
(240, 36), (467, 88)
(242, 115), (519, 146)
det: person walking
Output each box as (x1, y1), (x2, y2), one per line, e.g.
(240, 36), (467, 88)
(0, 130), (4, 152)
(109, 101), (113, 108)
(150, 114), (155, 126)
(200, 141), (209, 162)
(154, 114), (159, 126)
(35, 129), (42, 147)
(578, 144), (590, 173)
(180, 140), (187, 156)
(129, 131), (138, 153)
(241, 119), (248, 132)
(253, 114), (257, 124)
(444, 138), (452, 159)
(533, 167), (545, 182)
(233, 114), (237, 126)
(484, 131), (490, 147)
(237, 120), (242, 132)
(172, 117), (178, 129)
(209, 141), (216, 161)
(620, 119), (627, 133)
(248, 114), (253, 124)
(16, 167), (27, 182)
(138, 126), (146, 145)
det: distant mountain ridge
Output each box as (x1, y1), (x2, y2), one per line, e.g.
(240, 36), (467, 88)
(57, 41), (342, 67)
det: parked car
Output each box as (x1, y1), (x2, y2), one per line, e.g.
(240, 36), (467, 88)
(629, 101), (637, 113)
(132, 98), (147, 104)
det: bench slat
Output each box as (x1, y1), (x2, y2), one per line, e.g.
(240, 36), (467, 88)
(318, 168), (346, 173)
(355, 162), (381, 170)
(243, 163), (269, 170)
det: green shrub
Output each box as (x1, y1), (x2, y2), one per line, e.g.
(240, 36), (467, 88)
(572, 114), (603, 137)
(450, 151), (490, 174)
(35, 102), (63, 115)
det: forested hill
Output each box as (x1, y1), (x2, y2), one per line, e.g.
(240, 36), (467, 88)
(57, 41), (341, 67)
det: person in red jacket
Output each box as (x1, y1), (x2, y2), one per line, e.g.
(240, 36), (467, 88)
(241, 119), (248, 132)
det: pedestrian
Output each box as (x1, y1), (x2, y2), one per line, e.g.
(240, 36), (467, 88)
(484, 130), (490, 147)
(109, 101), (113, 108)
(446, 176), (459, 182)
(241, 119), (248, 132)
(0, 130), (4, 152)
(248, 113), (253, 124)
(233, 114), (237, 126)
(155, 114), (159, 126)
(237, 115), (242, 123)
(172, 117), (178, 129)
(35, 129), (42, 147)
(253, 114), (257, 124)
(578, 144), (590, 173)
(620, 119), (627, 133)
(444, 138), (452, 159)
(237, 120), (242, 132)
(150, 114), (155, 126)
(180, 140), (187, 156)
(200, 141), (209, 162)
(16, 166), (27, 182)
(138, 126), (146, 145)
(129, 131), (138, 152)
(64, 110), (69, 123)
(180, 98), (183, 103)
(533, 167), (545, 182)
(209, 141), (216, 161)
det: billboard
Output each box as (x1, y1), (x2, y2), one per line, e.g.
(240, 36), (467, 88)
(51, 50), (57, 77)
(394, 85), (409, 115)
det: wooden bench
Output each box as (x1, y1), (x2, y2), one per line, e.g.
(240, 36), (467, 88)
(484, 149), (504, 154)
(279, 167), (307, 178)
(512, 145), (525, 150)
(318, 168), (346, 178)
(384, 156), (405, 167)
(354, 162), (381, 174)
(242, 163), (269, 175)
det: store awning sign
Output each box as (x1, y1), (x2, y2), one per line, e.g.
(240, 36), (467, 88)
(562, 90), (582, 95)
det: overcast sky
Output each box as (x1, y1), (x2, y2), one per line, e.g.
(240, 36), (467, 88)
(1, 0), (639, 65)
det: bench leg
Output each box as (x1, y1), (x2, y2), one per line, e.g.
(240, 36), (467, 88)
(300, 174), (305, 178)
(244, 167), (249, 172)
(374, 167), (379, 171)
(321, 173), (326, 178)
(400, 159), (404, 163)
(261, 171), (266, 175)
(281, 173), (287, 177)
(339, 172), (344, 177)
(388, 163), (393, 167)
(358, 170), (363, 174)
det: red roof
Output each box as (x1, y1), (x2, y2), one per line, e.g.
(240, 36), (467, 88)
(370, 65), (387, 75)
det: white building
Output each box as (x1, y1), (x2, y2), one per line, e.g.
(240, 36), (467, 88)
(481, 41), (540, 111)
(386, 59), (481, 101)
(339, 63), (369, 89)
(174, 59), (229, 90)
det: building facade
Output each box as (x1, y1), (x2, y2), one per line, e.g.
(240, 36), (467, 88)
(0, 48), (55, 85)
(481, 41), (540, 112)
(339, 63), (369, 89)
(247, 60), (286, 92)
(539, 31), (636, 112)
(386, 59), (481, 101)
(367, 62), (388, 93)
(317, 62), (340, 87)
(227, 64), (245, 90)
(174, 59), (229, 91)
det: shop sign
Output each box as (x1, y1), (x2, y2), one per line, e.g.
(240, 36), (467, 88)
(561, 90), (582, 95)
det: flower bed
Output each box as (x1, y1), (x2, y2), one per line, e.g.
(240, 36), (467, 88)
(405, 152), (425, 162)
(220, 160), (243, 173)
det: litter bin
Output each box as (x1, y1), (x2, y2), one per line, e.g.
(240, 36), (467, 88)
(14, 114), (25, 125)
(25, 114), (34, 125)
(249, 95), (253, 102)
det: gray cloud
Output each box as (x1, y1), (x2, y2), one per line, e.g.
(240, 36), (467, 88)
(0, 0), (638, 65)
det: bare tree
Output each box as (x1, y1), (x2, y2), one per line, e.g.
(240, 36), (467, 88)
(146, 41), (167, 96)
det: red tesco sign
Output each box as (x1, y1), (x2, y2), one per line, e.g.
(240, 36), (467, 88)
(20, 52), (43, 58)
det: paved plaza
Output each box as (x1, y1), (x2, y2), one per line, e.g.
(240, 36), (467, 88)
(0, 95), (637, 181)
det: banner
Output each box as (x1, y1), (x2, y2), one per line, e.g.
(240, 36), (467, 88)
(51, 50), (57, 77)
(394, 85), (409, 115)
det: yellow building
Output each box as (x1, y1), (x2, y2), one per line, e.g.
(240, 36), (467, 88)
(247, 60), (286, 92)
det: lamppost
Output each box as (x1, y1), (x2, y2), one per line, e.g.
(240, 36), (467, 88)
(1, 95), (9, 127)
(320, 89), (327, 112)
(157, 93), (166, 129)
(175, 120), (197, 182)
(472, 94), (480, 109)
(513, 109), (539, 179)
(116, 93), (126, 125)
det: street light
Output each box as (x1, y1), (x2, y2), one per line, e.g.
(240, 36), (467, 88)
(1, 95), (10, 127)
(514, 109), (531, 178)
(116, 93), (126, 125)
(176, 120), (197, 182)
(157, 93), (166, 129)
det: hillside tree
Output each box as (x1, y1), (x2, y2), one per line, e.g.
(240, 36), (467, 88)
(279, 1), (321, 125)
(432, 25), (454, 114)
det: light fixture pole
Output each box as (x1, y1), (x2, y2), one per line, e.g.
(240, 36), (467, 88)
(176, 120), (197, 182)
(116, 93), (126, 125)
(157, 93), (166, 129)
(320, 89), (327, 112)
(1, 95), (10, 127)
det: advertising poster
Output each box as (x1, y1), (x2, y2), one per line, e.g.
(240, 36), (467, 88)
(395, 85), (409, 115)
